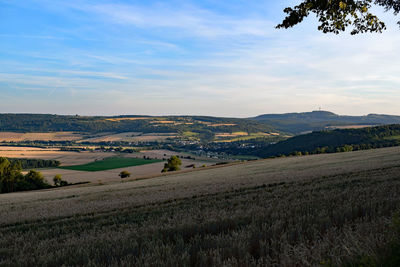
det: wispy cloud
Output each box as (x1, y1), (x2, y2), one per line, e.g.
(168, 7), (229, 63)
(0, 0), (399, 116)
(45, 1), (277, 38)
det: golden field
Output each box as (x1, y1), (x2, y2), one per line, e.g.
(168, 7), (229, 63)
(0, 147), (399, 265)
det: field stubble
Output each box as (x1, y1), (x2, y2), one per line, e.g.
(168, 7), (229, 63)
(0, 147), (400, 266)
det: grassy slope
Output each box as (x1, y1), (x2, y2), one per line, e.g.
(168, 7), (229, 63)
(59, 157), (162, 171)
(1, 147), (400, 266)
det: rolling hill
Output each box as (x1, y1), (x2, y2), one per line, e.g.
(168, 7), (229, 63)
(255, 124), (400, 158)
(0, 114), (279, 143)
(251, 110), (400, 134)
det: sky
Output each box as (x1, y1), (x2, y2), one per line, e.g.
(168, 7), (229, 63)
(0, 0), (399, 117)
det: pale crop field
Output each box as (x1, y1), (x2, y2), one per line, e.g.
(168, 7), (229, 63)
(79, 132), (177, 142)
(0, 131), (83, 141)
(0, 146), (214, 184)
(0, 146), (116, 165)
(39, 158), (212, 184)
(1, 147), (399, 266)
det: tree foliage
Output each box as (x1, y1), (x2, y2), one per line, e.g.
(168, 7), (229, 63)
(8, 158), (60, 169)
(53, 174), (68, 186)
(0, 157), (51, 193)
(277, 0), (400, 34)
(162, 156), (182, 173)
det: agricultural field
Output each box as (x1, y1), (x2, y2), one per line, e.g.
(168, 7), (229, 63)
(0, 146), (115, 165)
(78, 132), (177, 143)
(59, 157), (162, 172)
(0, 147), (399, 266)
(0, 131), (83, 142)
(214, 132), (279, 142)
(0, 146), (215, 184)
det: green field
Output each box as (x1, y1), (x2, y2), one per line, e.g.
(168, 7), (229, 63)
(59, 157), (162, 171)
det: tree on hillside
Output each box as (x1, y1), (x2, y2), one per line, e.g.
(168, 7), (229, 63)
(162, 156), (182, 173)
(277, 0), (400, 34)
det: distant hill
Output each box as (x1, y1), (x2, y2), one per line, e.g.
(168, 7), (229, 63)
(251, 111), (400, 134)
(255, 124), (400, 158)
(0, 114), (278, 143)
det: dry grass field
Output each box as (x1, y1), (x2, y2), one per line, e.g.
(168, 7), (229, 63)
(0, 146), (116, 166)
(0, 130), (176, 143)
(39, 158), (212, 184)
(1, 147), (399, 266)
(104, 117), (151, 122)
(0, 131), (83, 141)
(0, 147), (213, 184)
(79, 132), (177, 142)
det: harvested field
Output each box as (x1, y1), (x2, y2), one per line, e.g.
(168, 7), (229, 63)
(38, 157), (211, 184)
(0, 147), (213, 184)
(1, 147), (399, 266)
(208, 123), (237, 127)
(80, 132), (177, 142)
(0, 131), (83, 141)
(215, 131), (249, 137)
(215, 132), (279, 142)
(150, 120), (175, 124)
(104, 117), (151, 122)
(0, 146), (116, 165)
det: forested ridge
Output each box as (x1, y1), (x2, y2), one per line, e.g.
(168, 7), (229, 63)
(0, 114), (275, 138)
(258, 124), (400, 157)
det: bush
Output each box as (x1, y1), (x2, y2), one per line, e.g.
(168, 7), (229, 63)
(53, 174), (68, 187)
(119, 171), (131, 178)
(23, 170), (50, 190)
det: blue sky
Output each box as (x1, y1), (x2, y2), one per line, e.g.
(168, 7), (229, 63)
(1, 0), (399, 117)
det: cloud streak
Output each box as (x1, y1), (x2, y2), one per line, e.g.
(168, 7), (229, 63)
(0, 0), (399, 116)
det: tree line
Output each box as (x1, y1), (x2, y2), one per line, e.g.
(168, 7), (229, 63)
(7, 158), (60, 169)
(0, 157), (50, 193)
